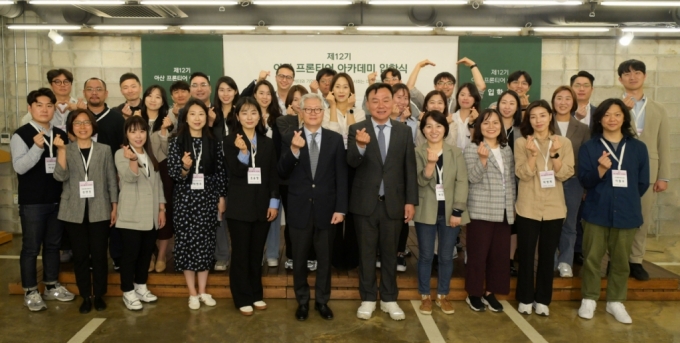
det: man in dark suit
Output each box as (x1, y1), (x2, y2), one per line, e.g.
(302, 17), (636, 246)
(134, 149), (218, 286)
(347, 83), (418, 321)
(278, 93), (348, 321)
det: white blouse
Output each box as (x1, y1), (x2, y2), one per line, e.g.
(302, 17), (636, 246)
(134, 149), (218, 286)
(322, 107), (367, 149)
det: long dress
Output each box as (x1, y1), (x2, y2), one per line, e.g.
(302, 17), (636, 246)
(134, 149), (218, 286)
(169, 136), (227, 271)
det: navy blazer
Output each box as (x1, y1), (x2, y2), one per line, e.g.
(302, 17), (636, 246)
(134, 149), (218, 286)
(278, 128), (348, 230)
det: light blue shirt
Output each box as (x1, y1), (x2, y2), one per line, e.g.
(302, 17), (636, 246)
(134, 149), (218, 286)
(292, 126), (322, 159)
(357, 118), (392, 156)
(632, 95), (647, 131)
(236, 134), (279, 208)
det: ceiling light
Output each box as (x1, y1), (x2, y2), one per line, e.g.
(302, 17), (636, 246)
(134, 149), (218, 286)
(445, 26), (522, 32)
(0, 1), (15, 4)
(356, 26), (433, 31)
(252, 1), (353, 5)
(140, 1), (238, 4)
(7, 24), (82, 30)
(484, 0), (582, 5)
(268, 26), (345, 30)
(619, 32), (634, 46)
(533, 27), (611, 32)
(29, 0), (125, 4)
(621, 27), (680, 33)
(92, 25), (168, 30)
(368, 0), (467, 4)
(47, 30), (63, 44)
(180, 25), (257, 30)
(601, 1), (680, 6)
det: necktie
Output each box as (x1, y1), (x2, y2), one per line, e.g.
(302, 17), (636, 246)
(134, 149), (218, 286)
(309, 132), (319, 179)
(377, 125), (386, 196)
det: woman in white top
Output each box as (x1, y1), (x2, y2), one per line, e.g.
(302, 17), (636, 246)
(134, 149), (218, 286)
(322, 72), (366, 148)
(415, 90), (457, 147)
(452, 83), (481, 150)
(391, 83), (418, 142)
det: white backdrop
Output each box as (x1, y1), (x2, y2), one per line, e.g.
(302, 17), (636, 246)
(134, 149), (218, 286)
(223, 35), (459, 105)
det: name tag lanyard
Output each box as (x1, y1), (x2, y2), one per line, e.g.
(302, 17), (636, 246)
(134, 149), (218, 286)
(600, 138), (627, 171)
(626, 95), (647, 131)
(533, 138), (553, 171)
(80, 146), (93, 181)
(193, 143), (202, 174)
(249, 139), (257, 168)
(30, 123), (54, 158)
(133, 149), (149, 177)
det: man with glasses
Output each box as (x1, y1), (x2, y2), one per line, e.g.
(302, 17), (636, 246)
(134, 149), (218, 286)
(21, 69), (85, 130)
(309, 68), (337, 109)
(189, 72), (213, 107)
(278, 93), (347, 321)
(243, 64), (295, 116)
(570, 71), (597, 127)
(82, 77), (126, 271)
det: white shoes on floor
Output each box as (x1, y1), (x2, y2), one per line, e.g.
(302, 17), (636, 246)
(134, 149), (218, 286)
(518, 302), (532, 315)
(578, 299), (596, 319)
(606, 302), (632, 324)
(356, 301), (376, 320)
(558, 262), (574, 278)
(380, 301), (406, 320)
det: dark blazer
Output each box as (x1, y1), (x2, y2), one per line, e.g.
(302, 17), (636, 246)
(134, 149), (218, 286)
(347, 118), (418, 219)
(571, 103), (597, 127)
(276, 114), (301, 137)
(278, 128), (348, 230)
(554, 116), (590, 173)
(223, 130), (280, 222)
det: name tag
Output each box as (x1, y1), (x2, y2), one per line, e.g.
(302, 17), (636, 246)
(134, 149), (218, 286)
(435, 184), (445, 201)
(612, 170), (628, 188)
(91, 134), (98, 142)
(191, 173), (204, 190)
(79, 181), (94, 198)
(45, 157), (56, 174)
(540, 171), (556, 188)
(248, 167), (262, 184)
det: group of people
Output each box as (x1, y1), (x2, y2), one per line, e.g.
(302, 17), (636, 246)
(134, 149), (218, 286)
(13, 57), (669, 325)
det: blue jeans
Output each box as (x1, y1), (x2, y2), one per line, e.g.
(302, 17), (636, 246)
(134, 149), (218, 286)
(415, 216), (460, 295)
(19, 203), (63, 290)
(265, 202), (282, 260)
(557, 177), (583, 266)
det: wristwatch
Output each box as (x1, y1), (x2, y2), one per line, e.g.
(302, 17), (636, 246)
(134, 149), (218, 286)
(550, 153), (560, 159)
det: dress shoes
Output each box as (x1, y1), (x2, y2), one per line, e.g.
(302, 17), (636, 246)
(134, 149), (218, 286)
(79, 297), (92, 314)
(315, 302), (334, 320)
(93, 296), (107, 311)
(296, 304), (309, 321)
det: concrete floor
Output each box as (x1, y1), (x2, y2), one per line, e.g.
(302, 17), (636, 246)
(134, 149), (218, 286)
(3, 235), (680, 343)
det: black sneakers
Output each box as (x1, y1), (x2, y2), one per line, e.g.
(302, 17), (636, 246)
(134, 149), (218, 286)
(629, 263), (650, 281)
(397, 254), (407, 272)
(482, 293), (504, 312)
(466, 296), (486, 312)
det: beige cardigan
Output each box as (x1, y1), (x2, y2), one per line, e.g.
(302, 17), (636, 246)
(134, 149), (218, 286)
(114, 149), (165, 231)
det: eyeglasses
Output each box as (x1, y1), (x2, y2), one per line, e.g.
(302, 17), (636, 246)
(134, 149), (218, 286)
(383, 77), (399, 83)
(190, 83), (210, 89)
(276, 74), (294, 81)
(51, 80), (71, 86)
(85, 87), (104, 93)
(436, 81), (454, 87)
(73, 120), (92, 127)
(303, 108), (323, 114)
(510, 81), (529, 87)
(572, 83), (592, 89)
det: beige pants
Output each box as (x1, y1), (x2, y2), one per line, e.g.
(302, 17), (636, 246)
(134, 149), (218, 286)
(630, 158), (659, 264)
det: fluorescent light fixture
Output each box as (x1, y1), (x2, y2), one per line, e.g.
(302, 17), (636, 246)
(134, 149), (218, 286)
(484, 0), (582, 5)
(619, 32), (634, 46)
(180, 25), (257, 30)
(268, 26), (345, 30)
(48, 30), (63, 44)
(368, 0), (467, 4)
(140, 1), (238, 4)
(29, 0), (125, 4)
(445, 26), (522, 32)
(533, 27), (611, 32)
(7, 24), (82, 30)
(253, 1), (353, 5)
(93, 25), (168, 30)
(0, 1), (15, 4)
(621, 27), (680, 33)
(356, 26), (433, 31)
(601, 1), (680, 6)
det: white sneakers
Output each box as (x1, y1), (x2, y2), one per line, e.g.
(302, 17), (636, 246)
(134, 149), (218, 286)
(188, 295), (200, 310)
(123, 290), (143, 311)
(578, 299), (596, 319)
(267, 258), (279, 267)
(253, 300), (267, 310)
(134, 284), (158, 303)
(380, 301), (406, 321)
(606, 302), (632, 324)
(357, 301), (377, 320)
(43, 284), (75, 302)
(558, 262), (574, 278)
(188, 294), (216, 310)
(533, 302), (550, 316)
(518, 302), (532, 315)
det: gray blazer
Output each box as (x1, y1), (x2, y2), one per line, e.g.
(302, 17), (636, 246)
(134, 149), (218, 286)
(54, 141), (119, 223)
(115, 149), (165, 231)
(554, 116), (590, 174)
(413, 143), (470, 226)
(463, 142), (516, 224)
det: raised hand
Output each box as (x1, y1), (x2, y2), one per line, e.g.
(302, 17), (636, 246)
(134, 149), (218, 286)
(355, 128), (371, 148)
(53, 135), (65, 149)
(456, 57), (476, 67)
(258, 70), (270, 82)
(309, 80), (319, 93)
(623, 94), (635, 110)
(161, 116), (173, 130)
(290, 130), (306, 154)
(598, 151), (612, 170)
(401, 106), (412, 121)
(367, 71), (377, 85)
(132, 110), (141, 117)
(66, 101), (78, 111)
(182, 151), (193, 170)
(477, 143), (489, 160)
(550, 136), (562, 154)
(286, 105), (295, 115)
(519, 94), (530, 107)
(122, 104), (132, 117)
(392, 104), (401, 118)
(469, 107), (479, 122)
(348, 93), (356, 108)
(123, 145), (137, 160)
(76, 98), (87, 110)
(172, 102), (180, 116)
(234, 134), (248, 154)
(426, 148), (439, 163)
(326, 92), (336, 106)
(526, 135), (538, 157)
(33, 132), (45, 149)
(575, 104), (588, 120)
(417, 59), (436, 68)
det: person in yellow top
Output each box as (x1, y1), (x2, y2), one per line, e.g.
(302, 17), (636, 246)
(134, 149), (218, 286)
(514, 100), (574, 317)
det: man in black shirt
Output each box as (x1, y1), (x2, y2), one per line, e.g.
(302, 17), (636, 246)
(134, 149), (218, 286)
(116, 73), (143, 120)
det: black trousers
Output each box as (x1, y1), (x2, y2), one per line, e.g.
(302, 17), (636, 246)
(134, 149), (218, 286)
(290, 215), (335, 305)
(515, 215), (563, 305)
(282, 185), (316, 261)
(397, 221), (409, 253)
(354, 200), (402, 302)
(332, 166), (359, 270)
(228, 218), (269, 308)
(119, 228), (158, 292)
(65, 208), (111, 298)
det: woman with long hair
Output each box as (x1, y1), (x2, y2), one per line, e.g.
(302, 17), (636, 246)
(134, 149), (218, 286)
(452, 83), (481, 150)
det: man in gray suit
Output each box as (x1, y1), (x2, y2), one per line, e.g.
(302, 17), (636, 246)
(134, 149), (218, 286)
(347, 83), (418, 321)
